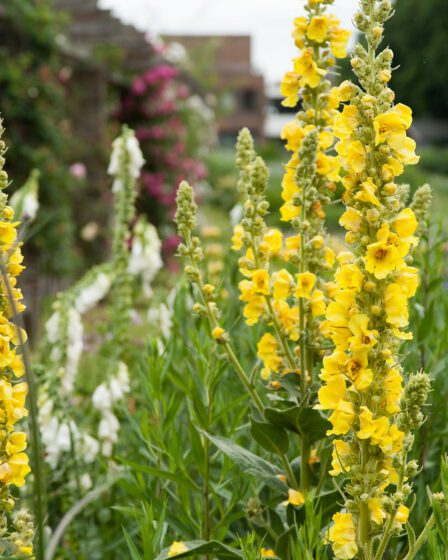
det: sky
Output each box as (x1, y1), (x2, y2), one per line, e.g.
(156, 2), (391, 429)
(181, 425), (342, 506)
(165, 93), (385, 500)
(98, 0), (359, 82)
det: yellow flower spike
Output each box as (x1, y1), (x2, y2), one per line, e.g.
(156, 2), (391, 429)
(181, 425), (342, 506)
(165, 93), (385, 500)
(295, 272), (316, 299)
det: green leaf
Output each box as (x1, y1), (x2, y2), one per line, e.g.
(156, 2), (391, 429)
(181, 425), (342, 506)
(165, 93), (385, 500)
(198, 430), (286, 491)
(265, 406), (330, 443)
(250, 416), (289, 455)
(123, 527), (143, 560)
(156, 540), (242, 560)
(265, 406), (302, 434)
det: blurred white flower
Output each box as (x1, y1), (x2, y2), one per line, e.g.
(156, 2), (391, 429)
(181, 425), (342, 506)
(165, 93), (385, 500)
(108, 130), (145, 180)
(75, 272), (112, 314)
(128, 217), (162, 295)
(92, 384), (112, 412)
(147, 303), (173, 339)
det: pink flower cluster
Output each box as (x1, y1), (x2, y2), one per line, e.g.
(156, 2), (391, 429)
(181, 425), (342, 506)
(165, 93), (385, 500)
(116, 62), (208, 253)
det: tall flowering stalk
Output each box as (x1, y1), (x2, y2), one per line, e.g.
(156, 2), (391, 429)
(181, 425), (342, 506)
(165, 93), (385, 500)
(231, 0), (350, 491)
(317, 1), (433, 558)
(0, 120), (34, 557)
(176, 2), (351, 531)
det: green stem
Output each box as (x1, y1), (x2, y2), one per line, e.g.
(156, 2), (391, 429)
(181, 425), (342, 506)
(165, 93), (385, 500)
(359, 441), (371, 552)
(401, 513), (435, 560)
(185, 237), (300, 490)
(300, 436), (311, 491)
(373, 449), (407, 560)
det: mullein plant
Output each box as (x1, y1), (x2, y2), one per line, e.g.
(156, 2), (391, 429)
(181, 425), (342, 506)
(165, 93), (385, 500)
(39, 127), (145, 473)
(317, 1), (443, 559)
(232, 0), (350, 492)
(0, 120), (34, 557)
(175, 0), (350, 549)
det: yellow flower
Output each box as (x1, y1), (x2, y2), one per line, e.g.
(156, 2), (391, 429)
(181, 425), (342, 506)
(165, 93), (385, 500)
(356, 406), (389, 446)
(334, 106), (360, 140)
(337, 140), (367, 174)
(280, 201), (300, 222)
(366, 232), (402, 280)
(355, 177), (382, 207)
(329, 439), (351, 476)
(374, 103), (412, 146)
(310, 290), (326, 317)
(0, 221), (18, 250)
(0, 452), (31, 487)
(243, 296), (266, 326)
(272, 269), (293, 301)
(316, 377), (346, 410)
(262, 229), (283, 256)
(393, 208), (418, 239)
(308, 448), (320, 465)
(335, 264), (364, 292)
(338, 80), (356, 102)
(396, 266), (419, 298)
(287, 488), (305, 506)
(395, 504), (410, 525)
(5, 432), (27, 456)
(212, 327), (226, 341)
(257, 333), (282, 379)
(368, 497), (386, 525)
(327, 400), (355, 436)
(324, 246), (335, 268)
(231, 225), (245, 251)
(295, 272), (316, 299)
(292, 16), (308, 48)
(328, 512), (358, 560)
(273, 300), (299, 341)
(330, 28), (351, 59)
(261, 549), (276, 558)
(294, 48), (325, 88)
(383, 368), (403, 414)
(339, 207), (363, 232)
(347, 314), (377, 351)
(168, 542), (189, 557)
(252, 270), (270, 295)
(384, 283), (409, 329)
(281, 120), (306, 152)
(307, 15), (330, 43)
(382, 157), (403, 181)
(346, 350), (373, 391)
(281, 72), (300, 107)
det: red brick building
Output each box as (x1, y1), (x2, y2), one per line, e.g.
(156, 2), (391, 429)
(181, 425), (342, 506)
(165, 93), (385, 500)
(164, 35), (265, 142)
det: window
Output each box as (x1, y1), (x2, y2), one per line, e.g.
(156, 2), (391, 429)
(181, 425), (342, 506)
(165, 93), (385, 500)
(241, 89), (257, 111)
